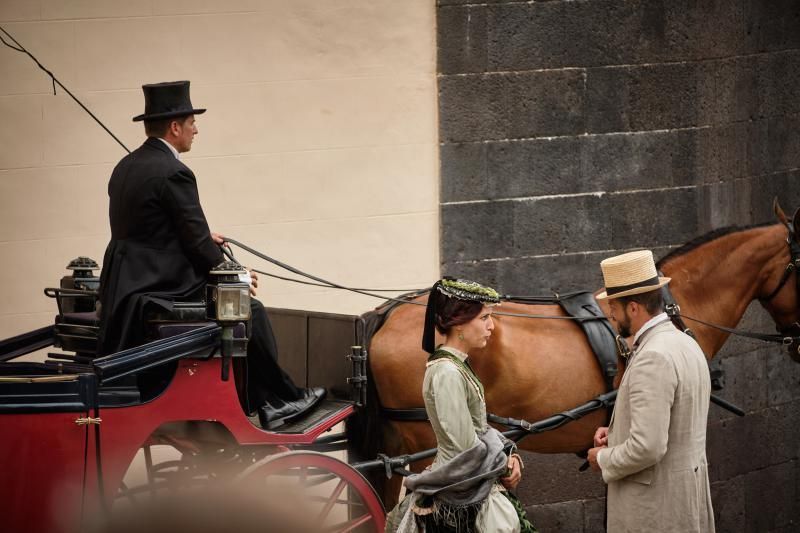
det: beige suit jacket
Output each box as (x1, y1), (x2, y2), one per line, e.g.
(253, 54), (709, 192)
(597, 320), (715, 532)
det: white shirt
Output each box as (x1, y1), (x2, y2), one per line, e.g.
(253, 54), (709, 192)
(633, 311), (670, 347)
(157, 137), (180, 160)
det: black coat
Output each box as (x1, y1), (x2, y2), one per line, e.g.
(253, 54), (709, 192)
(97, 137), (223, 355)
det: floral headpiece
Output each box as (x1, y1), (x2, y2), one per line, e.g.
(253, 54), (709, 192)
(437, 278), (501, 304)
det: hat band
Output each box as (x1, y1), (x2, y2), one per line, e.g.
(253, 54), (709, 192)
(605, 275), (660, 296)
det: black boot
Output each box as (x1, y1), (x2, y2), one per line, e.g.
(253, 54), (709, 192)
(258, 387), (326, 430)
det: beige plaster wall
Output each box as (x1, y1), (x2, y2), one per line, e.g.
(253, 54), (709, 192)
(0, 0), (438, 341)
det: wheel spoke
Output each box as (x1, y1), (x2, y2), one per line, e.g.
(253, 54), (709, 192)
(324, 513), (373, 533)
(316, 479), (347, 524)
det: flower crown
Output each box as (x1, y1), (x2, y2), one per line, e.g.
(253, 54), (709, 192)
(437, 278), (501, 304)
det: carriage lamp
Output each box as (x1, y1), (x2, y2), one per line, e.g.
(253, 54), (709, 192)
(206, 261), (252, 322)
(59, 256), (100, 313)
(207, 261), (251, 381)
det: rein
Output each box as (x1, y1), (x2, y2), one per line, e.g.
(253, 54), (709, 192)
(223, 239), (608, 323)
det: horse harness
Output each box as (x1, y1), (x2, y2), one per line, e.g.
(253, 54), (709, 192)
(661, 221), (800, 357)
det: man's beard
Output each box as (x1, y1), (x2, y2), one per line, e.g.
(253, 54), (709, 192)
(617, 309), (632, 338)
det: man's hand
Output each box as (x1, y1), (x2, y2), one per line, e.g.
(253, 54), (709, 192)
(248, 269), (258, 296)
(500, 454), (522, 490)
(210, 232), (225, 245)
(593, 426), (609, 447)
(587, 446), (604, 472)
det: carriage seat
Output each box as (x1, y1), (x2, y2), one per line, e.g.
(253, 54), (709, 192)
(53, 301), (227, 357)
(55, 311), (101, 355)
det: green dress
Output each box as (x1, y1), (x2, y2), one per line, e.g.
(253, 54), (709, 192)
(422, 346), (521, 532)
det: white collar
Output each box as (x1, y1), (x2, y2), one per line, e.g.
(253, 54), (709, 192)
(157, 137), (180, 160)
(633, 312), (669, 347)
(438, 345), (468, 362)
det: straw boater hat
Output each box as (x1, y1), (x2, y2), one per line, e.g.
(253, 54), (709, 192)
(597, 250), (671, 300)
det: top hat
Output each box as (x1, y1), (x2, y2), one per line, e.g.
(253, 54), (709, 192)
(597, 250), (671, 300)
(132, 81), (206, 122)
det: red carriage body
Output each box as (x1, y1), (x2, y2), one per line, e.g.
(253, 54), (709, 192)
(0, 263), (384, 533)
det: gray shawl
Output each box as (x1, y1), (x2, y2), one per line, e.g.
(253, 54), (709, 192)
(387, 428), (509, 532)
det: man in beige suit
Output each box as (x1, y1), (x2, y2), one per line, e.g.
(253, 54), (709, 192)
(587, 250), (715, 532)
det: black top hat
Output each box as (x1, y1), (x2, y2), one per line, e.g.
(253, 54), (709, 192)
(132, 81), (206, 122)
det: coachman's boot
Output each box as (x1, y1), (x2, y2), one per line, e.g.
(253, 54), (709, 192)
(258, 387), (326, 429)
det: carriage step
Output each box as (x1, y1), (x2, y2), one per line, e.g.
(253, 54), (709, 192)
(256, 400), (352, 434)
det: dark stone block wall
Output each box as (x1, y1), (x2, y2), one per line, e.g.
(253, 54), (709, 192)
(437, 1), (800, 531)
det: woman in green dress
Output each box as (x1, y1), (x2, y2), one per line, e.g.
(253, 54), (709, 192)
(386, 278), (535, 533)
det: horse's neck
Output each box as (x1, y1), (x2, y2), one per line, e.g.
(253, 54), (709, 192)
(661, 224), (786, 357)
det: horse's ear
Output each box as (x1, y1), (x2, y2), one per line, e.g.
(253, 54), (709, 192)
(774, 197), (790, 227)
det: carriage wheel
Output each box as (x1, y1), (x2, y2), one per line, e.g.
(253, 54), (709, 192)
(234, 451), (386, 533)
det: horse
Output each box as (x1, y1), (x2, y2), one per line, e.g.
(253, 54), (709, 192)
(348, 201), (800, 508)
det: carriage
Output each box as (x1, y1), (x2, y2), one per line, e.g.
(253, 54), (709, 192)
(0, 257), (386, 533)
(3, 199), (796, 532)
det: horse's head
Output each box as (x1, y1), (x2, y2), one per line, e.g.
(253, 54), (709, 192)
(761, 199), (800, 362)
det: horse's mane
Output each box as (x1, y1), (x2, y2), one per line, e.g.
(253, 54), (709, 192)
(657, 221), (773, 268)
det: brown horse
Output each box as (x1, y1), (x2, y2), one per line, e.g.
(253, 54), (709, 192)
(353, 202), (800, 507)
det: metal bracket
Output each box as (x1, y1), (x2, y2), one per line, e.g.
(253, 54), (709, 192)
(75, 417), (102, 426)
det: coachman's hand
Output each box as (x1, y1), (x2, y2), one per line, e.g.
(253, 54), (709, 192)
(210, 232), (225, 245)
(248, 269), (258, 296)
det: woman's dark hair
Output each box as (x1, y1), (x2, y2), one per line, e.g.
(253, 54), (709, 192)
(431, 289), (484, 334)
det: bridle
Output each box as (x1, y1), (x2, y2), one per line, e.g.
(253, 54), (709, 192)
(665, 220), (800, 357)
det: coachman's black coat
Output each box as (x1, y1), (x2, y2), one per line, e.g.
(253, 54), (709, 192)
(97, 137), (224, 354)
(97, 137), (302, 409)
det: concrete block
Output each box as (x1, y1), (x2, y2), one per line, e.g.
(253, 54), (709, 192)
(151, 0), (260, 16)
(437, 5), (487, 74)
(487, 1), (593, 70)
(756, 51), (800, 118)
(438, 74), (508, 143)
(767, 114), (800, 174)
(0, 165), (108, 243)
(515, 452), (605, 505)
(752, 171), (800, 224)
(494, 251), (611, 297)
(440, 142), (489, 203)
(581, 130), (696, 192)
(0, 94), (42, 169)
(711, 56), (759, 124)
(586, 63), (713, 133)
(439, 70), (585, 142)
(714, 350), (769, 415)
(512, 195), (612, 256)
(610, 188), (699, 250)
(695, 181), (751, 234)
(583, 498), (606, 533)
(40, 0), (151, 20)
(745, 0), (800, 54)
(439, 260), (500, 291)
(73, 17), (189, 91)
(441, 202), (514, 262)
(0, 21), (77, 96)
(744, 461), (797, 532)
(487, 137), (582, 198)
(710, 477), (746, 533)
(505, 70), (585, 139)
(525, 500), (585, 533)
(766, 350), (800, 406)
(0, 0), (40, 22)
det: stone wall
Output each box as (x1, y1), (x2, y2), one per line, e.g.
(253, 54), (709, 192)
(437, 1), (800, 530)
